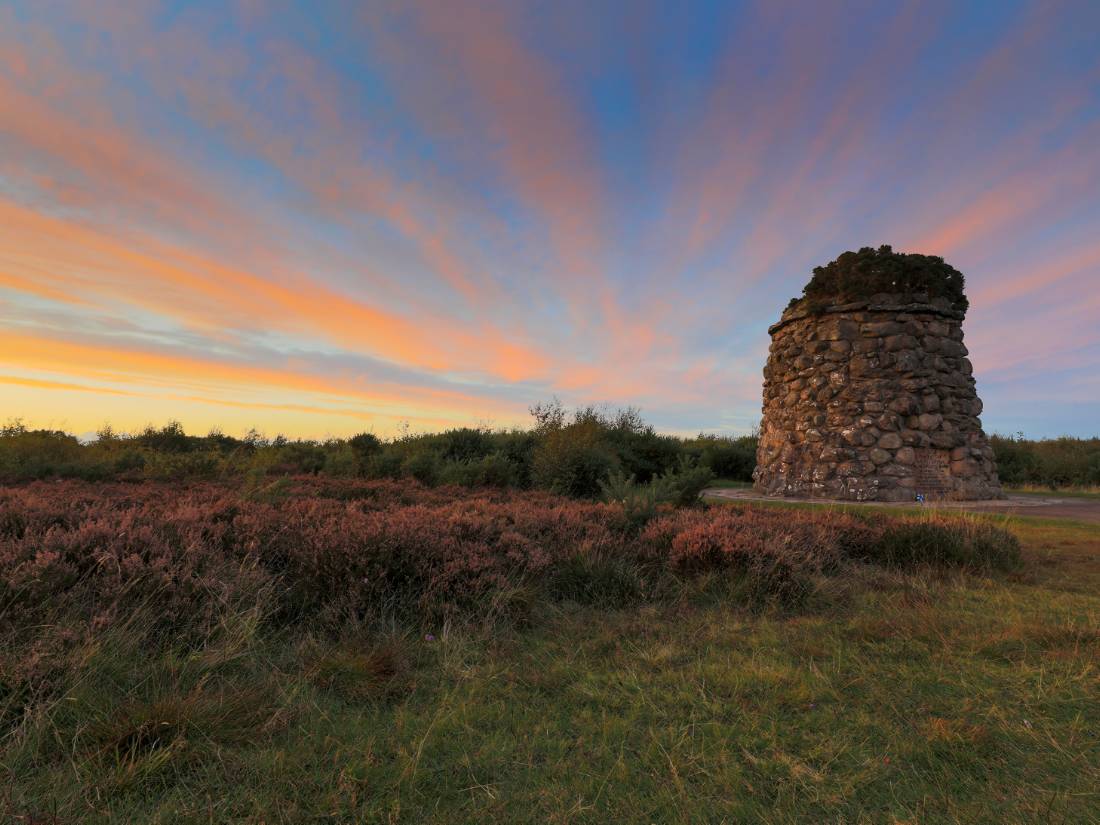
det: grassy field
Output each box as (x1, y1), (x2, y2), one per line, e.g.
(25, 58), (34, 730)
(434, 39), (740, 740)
(703, 478), (754, 490)
(1008, 486), (1100, 499)
(4, 492), (1097, 824)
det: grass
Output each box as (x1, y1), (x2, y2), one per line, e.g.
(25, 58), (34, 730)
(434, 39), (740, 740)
(705, 478), (753, 490)
(3, 508), (1098, 823)
(1008, 485), (1100, 499)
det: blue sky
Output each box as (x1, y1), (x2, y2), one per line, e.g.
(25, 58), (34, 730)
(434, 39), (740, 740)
(1, 0), (1098, 438)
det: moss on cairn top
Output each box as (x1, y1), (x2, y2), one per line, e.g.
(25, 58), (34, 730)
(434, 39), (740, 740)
(789, 245), (968, 314)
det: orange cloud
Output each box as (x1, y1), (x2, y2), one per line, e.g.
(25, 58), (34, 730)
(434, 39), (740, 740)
(0, 198), (551, 381)
(0, 330), (530, 424)
(0, 375), (139, 397)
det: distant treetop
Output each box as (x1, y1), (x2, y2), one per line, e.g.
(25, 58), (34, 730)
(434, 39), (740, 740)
(790, 245), (968, 313)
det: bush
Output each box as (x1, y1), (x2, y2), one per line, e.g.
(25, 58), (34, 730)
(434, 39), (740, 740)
(532, 419), (618, 498)
(323, 445), (358, 477)
(0, 422), (88, 480)
(403, 452), (440, 486)
(685, 434), (758, 481)
(134, 421), (198, 453)
(662, 458), (715, 507)
(349, 433), (382, 475)
(598, 470), (669, 532)
(470, 452), (521, 488)
(0, 411), (745, 493)
(365, 450), (404, 480)
(989, 434), (1100, 488)
(602, 417), (681, 482)
(600, 460), (714, 530)
(439, 428), (492, 463)
(142, 450), (223, 480)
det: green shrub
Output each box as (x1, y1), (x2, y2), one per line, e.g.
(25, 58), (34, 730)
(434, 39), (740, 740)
(349, 433), (382, 475)
(112, 449), (146, 476)
(0, 422), (85, 480)
(989, 433), (1100, 488)
(495, 431), (538, 487)
(323, 445), (358, 477)
(470, 452), (520, 488)
(532, 420), (618, 498)
(272, 443), (326, 475)
(661, 458), (715, 507)
(143, 450), (223, 480)
(134, 421), (198, 453)
(365, 450), (404, 480)
(403, 452), (440, 486)
(437, 460), (477, 487)
(685, 434), (757, 481)
(439, 428), (492, 463)
(601, 411), (681, 482)
(598, 470), (667, 531)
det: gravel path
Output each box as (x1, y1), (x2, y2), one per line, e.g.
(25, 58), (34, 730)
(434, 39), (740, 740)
(703, 488), (1100, 525)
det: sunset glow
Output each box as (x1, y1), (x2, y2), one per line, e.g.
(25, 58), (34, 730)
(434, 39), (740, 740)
(2, 1), (1098, 438)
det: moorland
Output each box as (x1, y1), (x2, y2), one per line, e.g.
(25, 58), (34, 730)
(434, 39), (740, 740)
(2, 408), (1098, 823)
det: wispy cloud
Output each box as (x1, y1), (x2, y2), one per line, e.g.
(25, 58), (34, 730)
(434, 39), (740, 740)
(1, 0), (1097, 438)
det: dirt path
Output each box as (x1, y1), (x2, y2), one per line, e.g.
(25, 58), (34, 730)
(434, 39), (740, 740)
(703, 488), (1100, 525)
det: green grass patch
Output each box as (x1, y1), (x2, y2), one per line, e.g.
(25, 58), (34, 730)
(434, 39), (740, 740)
(705, 477), (754, 489)
(1008, 485), (1100, 499)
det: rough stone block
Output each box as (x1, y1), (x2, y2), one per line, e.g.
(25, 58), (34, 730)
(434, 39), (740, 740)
(818, 318), (860, 341)
(894, 447), (916, 465)
(884, 334), (919, 351)
(862, 321), (905, 337)
(888, 396), (918, 415)
(877, 432), (903, 449)
(837, 460), (875, 478)
(917, 413), (943, 430)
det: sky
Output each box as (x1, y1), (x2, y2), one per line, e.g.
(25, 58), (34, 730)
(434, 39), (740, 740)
(1, 0), (1098, 441)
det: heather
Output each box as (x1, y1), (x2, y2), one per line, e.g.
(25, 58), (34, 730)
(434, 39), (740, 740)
(0, 478), (1093, 823)
(0, 478), (1026, 640)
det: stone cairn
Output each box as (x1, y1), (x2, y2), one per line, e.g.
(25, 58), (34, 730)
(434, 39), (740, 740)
(753, 248), (1003, 502)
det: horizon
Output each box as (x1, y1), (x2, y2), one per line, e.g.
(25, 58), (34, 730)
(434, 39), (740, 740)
(2, 1), (1099, 440)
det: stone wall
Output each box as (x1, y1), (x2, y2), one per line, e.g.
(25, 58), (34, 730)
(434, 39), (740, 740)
(753, 295), (1003, 501)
